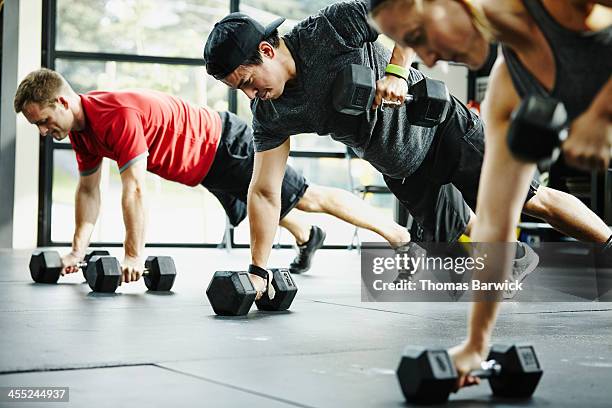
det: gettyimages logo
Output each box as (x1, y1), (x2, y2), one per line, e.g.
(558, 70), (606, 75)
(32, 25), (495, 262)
(361, 242), (612, 302)
(371, 250), (486, 275)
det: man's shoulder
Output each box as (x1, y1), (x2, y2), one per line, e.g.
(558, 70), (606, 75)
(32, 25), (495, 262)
(317, 0), (367, 18)
(287, 1), (368, 37)
(251, 99), (280, 131)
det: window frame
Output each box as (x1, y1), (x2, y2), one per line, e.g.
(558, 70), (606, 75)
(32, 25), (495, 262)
(39, 0), (360, 249)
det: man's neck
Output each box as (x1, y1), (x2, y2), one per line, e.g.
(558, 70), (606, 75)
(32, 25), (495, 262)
(70, 94), (86, 132)
(278, 38), (297, 83)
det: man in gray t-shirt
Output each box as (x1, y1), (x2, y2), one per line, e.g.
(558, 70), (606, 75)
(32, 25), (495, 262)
(203, 0), (609, 294)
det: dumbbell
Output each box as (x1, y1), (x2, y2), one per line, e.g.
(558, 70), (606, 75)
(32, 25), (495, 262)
(81, 250), (111, 280)
(397, 344), (543, 404)
(507, 95), (568, 164)
(29, 249), (110, 284)
(332, 64), (451, 127)
(206, 268), (298, 316)
(84, 255), (177, 293)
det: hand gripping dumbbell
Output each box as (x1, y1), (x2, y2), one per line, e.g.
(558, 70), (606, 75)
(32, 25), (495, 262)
(332, 64), (451, 127)
(397, 344), (543, 404)
(84, 255), (177, 293)
(206, 267), (298, 316)
(29, 249), (110, 284)
(507, 94), (569, 164)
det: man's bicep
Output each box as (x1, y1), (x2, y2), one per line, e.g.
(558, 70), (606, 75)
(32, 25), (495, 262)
(119, 158), (147, 190)
(251, 138), (290, 194)
(78, 165), (102, 192)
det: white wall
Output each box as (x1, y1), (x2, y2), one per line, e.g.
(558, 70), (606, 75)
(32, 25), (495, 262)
(416, 61), (469, 104)
(1, 0), (42, 249)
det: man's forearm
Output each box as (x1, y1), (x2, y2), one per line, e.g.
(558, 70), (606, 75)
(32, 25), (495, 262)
(121, 188), (146, 259)
(389, 44), (416, 69)
(248, 188), (281, 267)
(467, 301), (501, 352)
(72, 186), (101, 256)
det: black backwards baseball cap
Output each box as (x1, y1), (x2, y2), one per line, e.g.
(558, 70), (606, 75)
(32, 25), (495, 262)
(203, 13), (285, 80)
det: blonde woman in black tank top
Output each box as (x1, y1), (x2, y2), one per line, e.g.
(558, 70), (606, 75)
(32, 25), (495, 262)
(370, 0), (612, 391)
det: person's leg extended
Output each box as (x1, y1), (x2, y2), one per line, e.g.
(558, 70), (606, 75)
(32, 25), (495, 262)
(294, 184), (411, 246)
(522, 186), (611, 243)
(278, 210), (311, 245)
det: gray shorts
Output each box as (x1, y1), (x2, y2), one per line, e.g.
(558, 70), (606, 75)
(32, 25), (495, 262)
(385, 112), (540, 242)
(201, 111), (308, 227)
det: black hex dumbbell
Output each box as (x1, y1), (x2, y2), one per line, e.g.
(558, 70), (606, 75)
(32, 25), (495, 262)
(206, 268), (298, 316)
(206, 271), (256, 316)
(332, 64), (451, 127)
(29, 249), (110, 284)
(507, 95), (568, 164)
(84, 255), (176, 293)
(397, 344), (543, 404)
(255, 268), (298, 311)
(82, 250), (111, 280)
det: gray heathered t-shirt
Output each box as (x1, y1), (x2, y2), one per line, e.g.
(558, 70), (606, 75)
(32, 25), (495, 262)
(251, 0), (438, 178)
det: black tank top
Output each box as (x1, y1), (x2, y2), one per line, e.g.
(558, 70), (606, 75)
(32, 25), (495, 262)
(501, 0), (612, 121)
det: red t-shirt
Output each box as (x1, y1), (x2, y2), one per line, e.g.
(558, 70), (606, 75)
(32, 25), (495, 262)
(69, 90), (222, 186)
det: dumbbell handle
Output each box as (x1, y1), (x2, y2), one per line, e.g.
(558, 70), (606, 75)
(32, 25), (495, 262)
(76, 260), (150, 274)
(381, 94), (415, 108)
(469, 359), (502, 378)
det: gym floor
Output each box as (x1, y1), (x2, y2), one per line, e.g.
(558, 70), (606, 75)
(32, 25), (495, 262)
(0, 247), (610, 407)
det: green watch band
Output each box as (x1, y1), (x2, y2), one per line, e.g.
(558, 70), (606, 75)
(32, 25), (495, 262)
(385, 63), (408, 81)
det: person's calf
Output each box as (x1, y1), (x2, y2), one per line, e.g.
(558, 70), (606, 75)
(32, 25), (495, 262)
(279, 210), (313, 245)
(523, 186), (612, 243)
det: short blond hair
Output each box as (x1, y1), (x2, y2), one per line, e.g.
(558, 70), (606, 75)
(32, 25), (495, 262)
(370, 0), (421, 19)
(13, 68), (68, 113)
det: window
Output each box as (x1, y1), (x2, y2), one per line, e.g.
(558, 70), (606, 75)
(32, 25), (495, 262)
(55, 60), (225, 109)
(41, 0), (400, 248)
(56, 0), (229, 59)
(44, 0), (230, 246)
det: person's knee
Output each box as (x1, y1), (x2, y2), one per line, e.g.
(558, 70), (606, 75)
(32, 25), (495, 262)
(296, 185), (325, 212)
(523, 187), (555, 220)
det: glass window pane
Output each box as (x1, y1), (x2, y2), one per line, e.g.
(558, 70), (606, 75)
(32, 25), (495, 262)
(51, 149), (226, 244)
(56, 0), (229, 59)
(233, 157), (395, 246)
(55, 59), (227, 110)
(51, 150), (80, 243)
(240, 0), (344, 24)
(288, 157), (350, 189)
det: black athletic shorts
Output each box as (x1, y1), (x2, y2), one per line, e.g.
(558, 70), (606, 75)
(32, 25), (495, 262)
(385, 110), (540, 243)
(201, 111), (308, 227)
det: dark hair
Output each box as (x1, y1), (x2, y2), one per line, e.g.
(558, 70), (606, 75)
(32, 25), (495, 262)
(242, 29), (281, 66)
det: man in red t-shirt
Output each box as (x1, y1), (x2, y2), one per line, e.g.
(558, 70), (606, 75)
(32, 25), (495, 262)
(14, 68), (411, 283)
